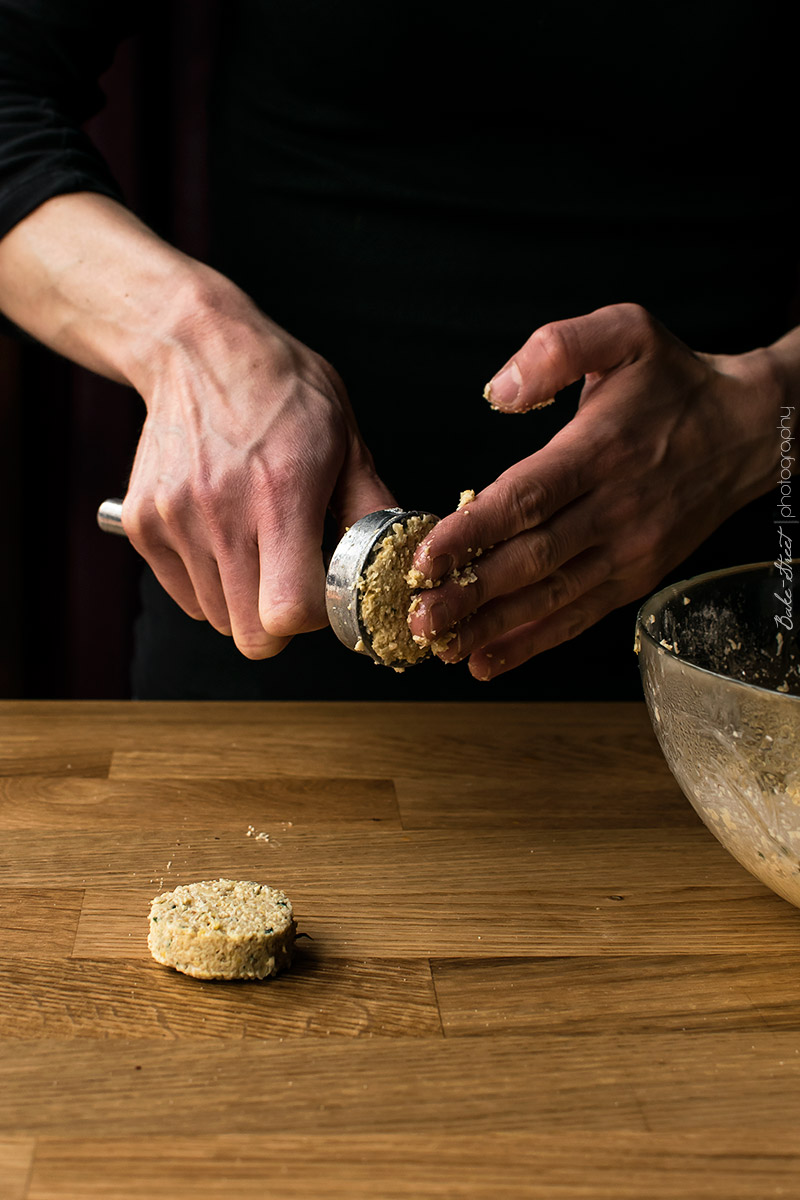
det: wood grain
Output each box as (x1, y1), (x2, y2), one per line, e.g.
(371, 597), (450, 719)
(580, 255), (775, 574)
(3, 700), (800, 1198)
(5, 1033), (800, 1137)
(0, 954), (440, 1039)
(0, 775), (400, 830)
(395, 772), (698, 829)
(22, 1134), (800, 1200)
(432, 952), (800, 1033)
(0, 890), (84, 955)
(0, 825), (762, 889)
(0, 1137), (35, 1200)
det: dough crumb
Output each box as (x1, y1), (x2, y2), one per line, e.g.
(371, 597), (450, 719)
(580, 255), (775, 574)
(454, 565), (478, 587)
(406, 566), (436, 590)
(431, 631), (456, 655)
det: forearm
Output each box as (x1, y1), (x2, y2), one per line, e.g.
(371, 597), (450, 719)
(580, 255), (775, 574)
(0, 191), (231, 390)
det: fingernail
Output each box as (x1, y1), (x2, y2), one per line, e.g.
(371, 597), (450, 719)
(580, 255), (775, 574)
(426, 597), (451, 632)
(434, 638), (462, 663)
(484, 360), (523, 408)
(418, 551), (453, 582)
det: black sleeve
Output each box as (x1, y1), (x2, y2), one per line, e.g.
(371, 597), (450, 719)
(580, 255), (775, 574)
(0, 0), (142, 239)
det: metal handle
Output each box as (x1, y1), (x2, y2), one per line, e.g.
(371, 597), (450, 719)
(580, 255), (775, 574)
(97, 498), (127, 537)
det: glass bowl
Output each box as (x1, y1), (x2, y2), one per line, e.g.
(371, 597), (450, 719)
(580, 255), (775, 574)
(636, 560), (800, 906)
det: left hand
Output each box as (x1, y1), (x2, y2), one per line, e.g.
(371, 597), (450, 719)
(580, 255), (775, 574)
(407, 302), (784, 679)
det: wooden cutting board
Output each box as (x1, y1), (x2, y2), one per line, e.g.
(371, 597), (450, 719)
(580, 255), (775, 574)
(2, 699), (800, 1199)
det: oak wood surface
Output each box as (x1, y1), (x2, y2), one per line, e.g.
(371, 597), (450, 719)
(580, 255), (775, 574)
(1, 700), (799, 1198)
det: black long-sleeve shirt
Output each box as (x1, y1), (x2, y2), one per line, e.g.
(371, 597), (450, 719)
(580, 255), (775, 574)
(0, 1), (134, 233)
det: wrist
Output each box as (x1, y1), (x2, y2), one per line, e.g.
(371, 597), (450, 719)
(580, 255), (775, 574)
(121, 261), (258, 398)
(762, 328), (800, 447)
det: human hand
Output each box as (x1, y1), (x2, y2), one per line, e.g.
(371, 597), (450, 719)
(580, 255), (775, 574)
(0, 194), (394, 662)
(122, 282), (395, 659)
(408, 302), (783, 679)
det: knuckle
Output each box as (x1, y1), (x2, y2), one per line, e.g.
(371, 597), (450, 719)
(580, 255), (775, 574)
(561, 603), (596, 643)
(189, 481), (240, 545)
(309, 352), (346, 401)
(260, 596), (322, 638)
(186, 472), (253, 550)
(605, 491), (645, 529)
(494, 475), (551, 532)
(152, 482), (194, 532)
(188, 477), (219, 514)
(119, 500), (151, 545)
(251, 454), (314, 520)
(121, 492), (165, 546)
(523, 526), (561, 579)
(541, 567), (572, 611)
(531, 321), (572, 375)
(614, 514), (662, 573)
(608, 301), (655, 340)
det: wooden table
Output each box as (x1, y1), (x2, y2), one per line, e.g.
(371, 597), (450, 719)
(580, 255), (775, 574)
(2, 700), (800, 1199)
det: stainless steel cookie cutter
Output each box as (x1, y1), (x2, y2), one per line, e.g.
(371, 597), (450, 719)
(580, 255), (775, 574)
(324, 508), (438, 666)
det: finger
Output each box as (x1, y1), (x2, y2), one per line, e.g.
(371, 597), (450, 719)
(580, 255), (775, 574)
(256, 435), (396, 638)
(409, 495), (603, 643)
(141, 545), (207, 622)
(123, 497), (210, 624)
(413, 434), (594, 584)
(217, 543), (292, 659)
(484, 302), (658, 413)
(466, 580), (625, 681)
(329, 442), (397, 535)
(142, 537), (233, 635)
(257, 514), (329, 639)
(435, 549), (612, 664)
(172, 546), (233, 635)
(125, 491), (237, 634)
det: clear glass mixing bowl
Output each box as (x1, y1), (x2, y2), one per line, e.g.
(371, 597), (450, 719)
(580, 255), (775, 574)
(637, 560), (800, 906)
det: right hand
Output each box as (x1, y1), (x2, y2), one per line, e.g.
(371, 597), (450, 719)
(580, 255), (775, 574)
(0, 194), (394, 660)
(123, 284), (395, 659)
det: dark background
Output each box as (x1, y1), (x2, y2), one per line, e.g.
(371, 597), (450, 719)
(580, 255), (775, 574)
(0, 0), (215, 698)
(0, 3), (795, 700)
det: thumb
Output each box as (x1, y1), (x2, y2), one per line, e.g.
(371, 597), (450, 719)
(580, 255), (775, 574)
(484, 302), (657, 413)
(330, 441), (397, 536)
